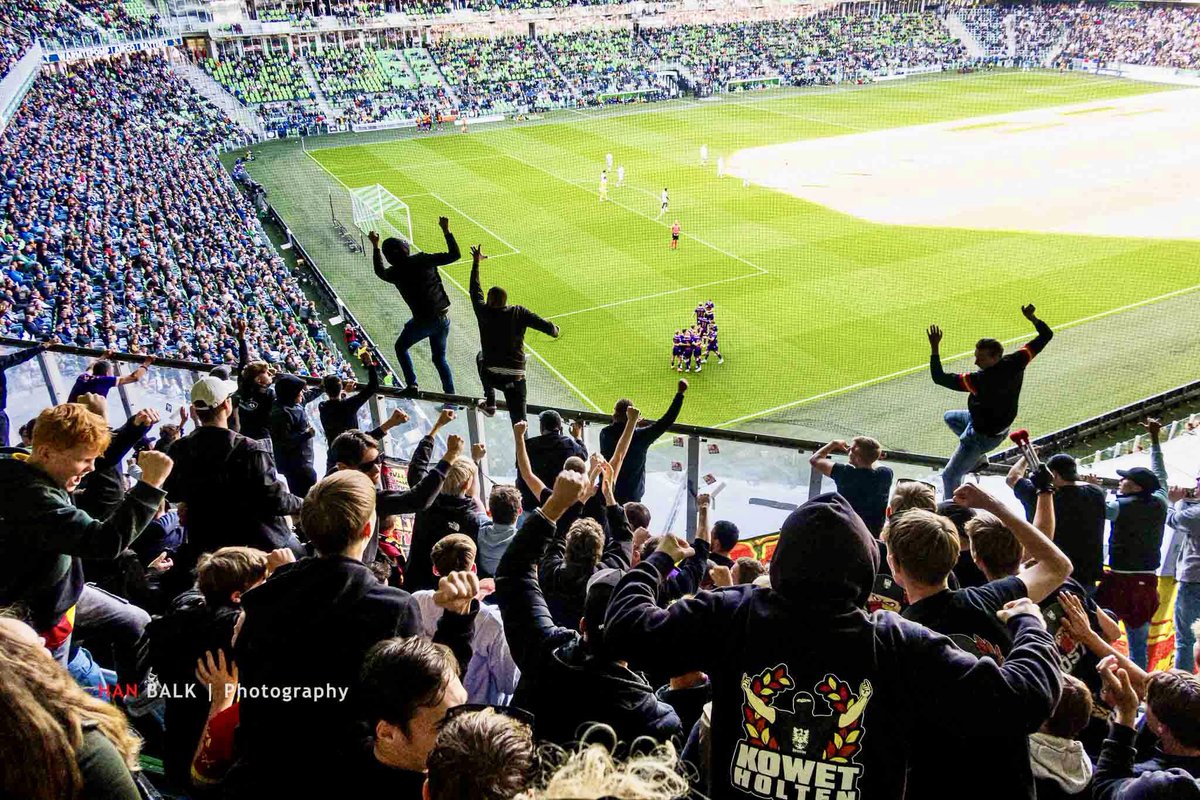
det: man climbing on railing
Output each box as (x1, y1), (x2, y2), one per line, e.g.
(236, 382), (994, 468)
(928, 303), (1053, 496)
(369, 216), (459, 398)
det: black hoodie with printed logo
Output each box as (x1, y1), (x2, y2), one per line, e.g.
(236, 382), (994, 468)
(604, 493), (1063, 800)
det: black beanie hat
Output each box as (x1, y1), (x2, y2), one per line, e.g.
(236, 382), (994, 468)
(275, 374), (306, 405)
(769, 493), (879, 608)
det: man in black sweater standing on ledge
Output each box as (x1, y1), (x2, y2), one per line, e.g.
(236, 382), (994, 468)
(370, 216), (459, 396)
(469, 244), (559, 424)
(928, 303), (1053, 496)
(600, 379), (687, 504)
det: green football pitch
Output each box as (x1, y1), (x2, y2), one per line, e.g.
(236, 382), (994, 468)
(246, 70), (1200, 456)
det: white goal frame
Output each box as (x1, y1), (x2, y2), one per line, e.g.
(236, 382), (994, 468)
(350, 184), (414, 249)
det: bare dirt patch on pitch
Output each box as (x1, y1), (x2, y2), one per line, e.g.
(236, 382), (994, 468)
(726, 87), (1200, 240)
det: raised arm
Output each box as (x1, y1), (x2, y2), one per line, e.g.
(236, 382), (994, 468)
(513, 420), (546, 498)
(496, 471), (588, 672)
(117, 356), (153, 386)
(1019, 304), (1053, 360)
(0, 340), (49, 371)
(607, 404), (640, 482)
(429, 217), (460, 267)
(638, 380), (687, 442)
(953, 483), (1071, 603)
(469, 245), (486, 311)
(344, 355), (379, 415)
(927, 324), (969, 392)
(809, 439), (847, 478)
(1005, 454), (1029, 489)
(1143, 419), (1169, 504)
(369, 230), (393, 281)
(408, 408), (456, 485)
(519, 306), (560, 340)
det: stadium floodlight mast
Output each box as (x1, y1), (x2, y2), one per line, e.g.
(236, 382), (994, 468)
(349, 184), (414, 252)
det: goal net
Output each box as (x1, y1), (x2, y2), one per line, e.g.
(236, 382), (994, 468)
(349, 184), (414, 250)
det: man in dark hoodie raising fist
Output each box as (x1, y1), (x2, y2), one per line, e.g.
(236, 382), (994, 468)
(269, 373), (323, 499)
(605, 492), (1065, 800)
(227, 469), (422, 798)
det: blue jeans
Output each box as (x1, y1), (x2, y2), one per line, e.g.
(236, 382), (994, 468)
(1174, 580), (1200, 672)
(1127, 622), (1151, 671)
(942, 410), (1008, 497)
(53, 584), (152, 687)
(395, 314), (455, 393)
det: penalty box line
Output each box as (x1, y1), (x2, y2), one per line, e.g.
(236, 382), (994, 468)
(711, 280), (1200, 431)
(547, 271), (764, 320)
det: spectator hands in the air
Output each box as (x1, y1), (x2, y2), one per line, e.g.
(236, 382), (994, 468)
(445, 434), (465, 462)
(196, 649), (239, 708)
(926, 325), (943, 350)
(131, 408), (160, 429)
(541, 469), (590, 522)
(136, 450), (173, 488)
(996, 597), (1044, 628)
(471, 442), (487, 462)
(147, 551), (173, 574)
(433, 570), (480, 615)
(1021, 304), (1039, 322)
(1141, 418), (1162, 440)
(438, 216), (450, 232)
(678, 378), (689, 394)
(1031, 464), (1054, 494)
(951, 483), (1000, 513)
(656, 534), (695, 563)
(77, 392), (107, 419)
(265, 548), (296, 575)
(513, 420), (528, 439)
(625, 404), (641, 424)
(470, 245), (486, 264)
(433, 408), (455, 434)
(1099, 656), (1140, 728)
(569, 419), (584, 440)
(1057, 591), (1098, 647)
(1169, 485), (1197, 503)
(697, 492), (711, 510)
(709, 565), (733, 587)
(235, 318), (247, 338)
(368, 230), (380, 247)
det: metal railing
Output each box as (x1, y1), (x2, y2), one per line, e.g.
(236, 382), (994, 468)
(1, 338), (993, 539)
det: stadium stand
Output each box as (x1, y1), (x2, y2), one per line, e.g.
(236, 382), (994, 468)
(428, 33), (574, 114)
(540, 29), (669, 103)
(0, 53), (344, 375)
(0, 0), (91, 45)
(958, 5), (1009, 57)
(71, 0), (161, 36)
(1061, 4), (1200, 70)
(0, 27), (31, 76)
(203, 50), (313, 105)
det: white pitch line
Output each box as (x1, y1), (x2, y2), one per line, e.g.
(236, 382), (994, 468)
(713, 281), (1200, 430)
(547, 271), (764, 320)
(304, 148), (351, 190)
(504, 150), (768, 275)
(430, 192), (522, 255)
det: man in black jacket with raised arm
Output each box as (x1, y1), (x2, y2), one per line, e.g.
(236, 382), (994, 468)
(497, 469), (680, 747)
(370, 217), (459, 396)
(600, 379), (688, 503)
(928, 303), (1053, 495)
(319, 351), (380, 458)
(469, 244), (559, 423)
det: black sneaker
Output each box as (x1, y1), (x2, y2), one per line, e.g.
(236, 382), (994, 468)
(477, 400), (497, 418)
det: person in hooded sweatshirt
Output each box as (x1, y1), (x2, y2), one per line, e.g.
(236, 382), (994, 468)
(406, 408), (491, 592)
(496, 469), (681, 747)
(269, 373), (324, 500)
(1031, 674), (1095, 800)
(604, 491), (1064, 800)
(226, 470), (421, 798)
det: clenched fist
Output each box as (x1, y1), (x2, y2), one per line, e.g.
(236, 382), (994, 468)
(137, 450), (174, 488)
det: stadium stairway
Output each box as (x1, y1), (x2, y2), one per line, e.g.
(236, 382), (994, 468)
(536, 35), (582, 105)
(1005, 13), (1018, 58)
(171, 59), (269, 140)
(418, 48), (460, 108)
(296, 54), (337, 123)
(942, 12), (987, 59)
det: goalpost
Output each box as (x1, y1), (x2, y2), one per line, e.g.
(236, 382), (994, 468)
(349, 184), (414, 251)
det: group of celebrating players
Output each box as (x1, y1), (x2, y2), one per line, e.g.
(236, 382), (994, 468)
(671, 301), (722, 373)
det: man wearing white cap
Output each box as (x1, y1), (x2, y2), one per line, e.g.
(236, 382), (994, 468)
(163, 375), (305, 592)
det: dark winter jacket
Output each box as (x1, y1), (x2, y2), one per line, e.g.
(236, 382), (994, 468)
(470, 257), (558, 376)
(497, 510), (681, 746)
(228, 555), (420, 796)
(539, 503), (633, 629)
(269, 374), (322, 470)
(404, 435), (490, 591)
(0, 457), (163, 632)
(515, 430), (587, 511)
(373, 228), (458, 321)
(599, 390), (686, 503)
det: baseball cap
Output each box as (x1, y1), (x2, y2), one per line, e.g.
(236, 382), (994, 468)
(1116, 466), (1160, 494)
(1046, 454), (1079, 481)
(191, 375), (238, 410)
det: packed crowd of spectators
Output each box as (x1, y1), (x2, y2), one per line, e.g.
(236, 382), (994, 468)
(540, 30), (668, 103)
(1011, 3), (1077, 62)
(1061, 4), (1200, 70)
(641, 12), (966, 91)
(959, 5), (1009, 56)
(0, 0), (91, 45)
(0, 53), (344, 376)
(428, 34), (574, 115)
(0, 27), (31, 76)
(71, 0), (161, 37)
